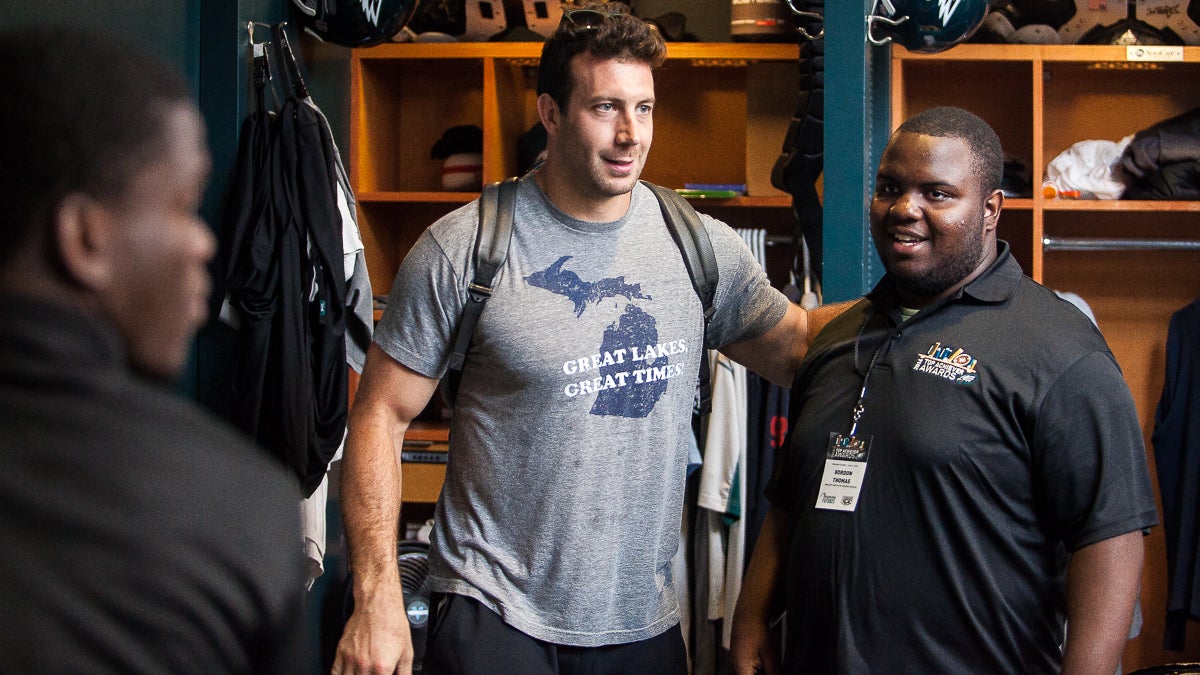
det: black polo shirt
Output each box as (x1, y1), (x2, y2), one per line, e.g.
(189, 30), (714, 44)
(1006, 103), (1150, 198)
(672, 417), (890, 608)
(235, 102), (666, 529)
(767, 242), (1157, 674)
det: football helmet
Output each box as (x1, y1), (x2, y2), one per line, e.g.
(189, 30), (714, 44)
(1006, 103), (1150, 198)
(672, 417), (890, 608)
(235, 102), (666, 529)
(868, 0), (990, 53)
(291, 0), (420, 47)
(393, 0), (509, 42)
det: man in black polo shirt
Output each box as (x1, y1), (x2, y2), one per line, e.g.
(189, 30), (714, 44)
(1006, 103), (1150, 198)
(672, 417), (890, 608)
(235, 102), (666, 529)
(731, 107), (1157, 674)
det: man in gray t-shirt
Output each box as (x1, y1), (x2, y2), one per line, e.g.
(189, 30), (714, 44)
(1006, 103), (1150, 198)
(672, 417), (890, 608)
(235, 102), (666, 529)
(333, 5), (846, 674)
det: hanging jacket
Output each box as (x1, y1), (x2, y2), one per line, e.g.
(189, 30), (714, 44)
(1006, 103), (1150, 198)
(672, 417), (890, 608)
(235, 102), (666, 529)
(276, 89), (348, 497)
(221, 47), (280, 445)
(1153, 300), (1200, 651)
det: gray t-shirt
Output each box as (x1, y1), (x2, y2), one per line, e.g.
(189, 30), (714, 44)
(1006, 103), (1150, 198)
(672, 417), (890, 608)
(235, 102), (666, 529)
(375, 177), (787, 646)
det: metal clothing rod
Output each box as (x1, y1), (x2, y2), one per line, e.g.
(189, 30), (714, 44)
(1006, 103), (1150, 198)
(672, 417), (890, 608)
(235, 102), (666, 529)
(766, 235), (793, 246)
(1042, 237), (1200, 252)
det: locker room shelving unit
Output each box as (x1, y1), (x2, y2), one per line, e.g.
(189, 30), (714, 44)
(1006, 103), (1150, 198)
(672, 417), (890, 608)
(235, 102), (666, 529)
(891, 42), (1200, 668)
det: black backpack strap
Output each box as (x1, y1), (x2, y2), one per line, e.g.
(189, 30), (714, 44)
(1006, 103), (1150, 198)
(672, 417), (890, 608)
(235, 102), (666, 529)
(444, 177), (519, 405)
(642, 181), (719, 415)
(643, 181), (718, 319)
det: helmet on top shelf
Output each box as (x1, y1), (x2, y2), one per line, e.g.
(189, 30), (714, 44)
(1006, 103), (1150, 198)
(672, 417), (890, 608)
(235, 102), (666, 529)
(392, 0), (509, 42)
(291, 0), (420, 47)
(868, 0), (991, 53)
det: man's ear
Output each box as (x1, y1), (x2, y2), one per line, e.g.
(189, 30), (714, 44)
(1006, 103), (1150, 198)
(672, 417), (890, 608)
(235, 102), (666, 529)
(537, 92), (560, 135)
(54, 193), (115, 290)
(983, 188), (1003, 234)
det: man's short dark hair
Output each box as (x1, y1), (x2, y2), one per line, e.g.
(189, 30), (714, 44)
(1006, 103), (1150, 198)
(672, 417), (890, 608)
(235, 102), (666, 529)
(897, 106), (1004, 194)
(0, 26), (192, 267)
(536, 2), (666, 111)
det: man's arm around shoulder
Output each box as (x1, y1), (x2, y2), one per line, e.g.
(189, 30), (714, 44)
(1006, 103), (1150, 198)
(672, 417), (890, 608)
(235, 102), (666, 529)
(722, 299), (857, 386)
(334, 342), (440, 675)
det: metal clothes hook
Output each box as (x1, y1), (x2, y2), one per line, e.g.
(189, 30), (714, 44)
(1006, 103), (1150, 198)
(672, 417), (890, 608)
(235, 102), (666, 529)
(865, 0), (904, 46)
(247, 20), (274, 47)
(866, 14), (905, 46)
(784, 0), (825, 41)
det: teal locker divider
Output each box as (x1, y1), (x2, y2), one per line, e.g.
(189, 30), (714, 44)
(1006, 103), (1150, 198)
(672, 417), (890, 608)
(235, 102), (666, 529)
(820, 0), (889, 300)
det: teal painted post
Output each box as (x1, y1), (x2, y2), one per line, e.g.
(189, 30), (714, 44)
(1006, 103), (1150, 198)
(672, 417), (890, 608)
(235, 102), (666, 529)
(819, 0), (890, 300)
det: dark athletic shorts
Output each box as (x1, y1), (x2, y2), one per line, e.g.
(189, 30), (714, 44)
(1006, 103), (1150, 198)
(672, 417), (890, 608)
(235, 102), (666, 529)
(422, 592), (687, 675)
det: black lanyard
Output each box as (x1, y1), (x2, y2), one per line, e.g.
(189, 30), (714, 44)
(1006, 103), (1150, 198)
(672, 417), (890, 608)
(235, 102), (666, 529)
(848, 310), (885, 437)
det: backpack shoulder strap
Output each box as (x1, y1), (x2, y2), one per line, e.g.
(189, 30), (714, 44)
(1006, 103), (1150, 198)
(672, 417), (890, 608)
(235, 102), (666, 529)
(642, 181), (718, 322)
(642, 181), (719, 415)
(444, 177), (519, 405)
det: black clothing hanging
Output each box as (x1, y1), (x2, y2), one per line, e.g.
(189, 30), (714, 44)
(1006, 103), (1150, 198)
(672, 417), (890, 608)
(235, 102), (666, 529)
(221, 24), (347, 497)
(1153, 299), (1200, 651)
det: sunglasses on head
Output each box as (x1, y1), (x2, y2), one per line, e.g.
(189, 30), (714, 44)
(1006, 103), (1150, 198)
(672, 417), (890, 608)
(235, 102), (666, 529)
(561, 6), (624, 31)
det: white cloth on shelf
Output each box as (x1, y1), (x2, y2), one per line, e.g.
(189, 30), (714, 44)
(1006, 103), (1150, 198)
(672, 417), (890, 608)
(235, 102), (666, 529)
(1044, 136), (1133, 200)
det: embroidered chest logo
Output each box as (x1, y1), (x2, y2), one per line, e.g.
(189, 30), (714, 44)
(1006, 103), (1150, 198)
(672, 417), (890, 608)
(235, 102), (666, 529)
(912, 341), (980, 386)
